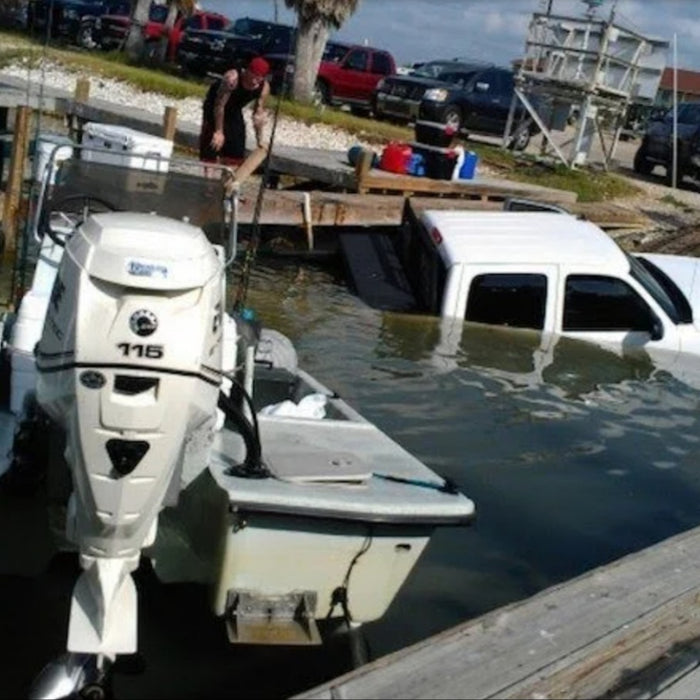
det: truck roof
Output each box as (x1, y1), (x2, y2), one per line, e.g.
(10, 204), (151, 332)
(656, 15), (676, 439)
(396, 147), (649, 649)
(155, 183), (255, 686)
(421, 210), (629, 272)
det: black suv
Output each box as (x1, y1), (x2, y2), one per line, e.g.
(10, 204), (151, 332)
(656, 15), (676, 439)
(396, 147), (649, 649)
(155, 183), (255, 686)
(633, 102), (700, 186)
(416, 64), (536, 151)
(177, 17), (294, 76)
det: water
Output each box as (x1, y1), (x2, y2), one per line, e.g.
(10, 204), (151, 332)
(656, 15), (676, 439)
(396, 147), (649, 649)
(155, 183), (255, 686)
(3, 257), (700, 698)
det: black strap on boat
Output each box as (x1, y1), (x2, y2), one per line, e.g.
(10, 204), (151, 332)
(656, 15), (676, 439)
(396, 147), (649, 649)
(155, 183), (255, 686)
(218, 381), (268, 479)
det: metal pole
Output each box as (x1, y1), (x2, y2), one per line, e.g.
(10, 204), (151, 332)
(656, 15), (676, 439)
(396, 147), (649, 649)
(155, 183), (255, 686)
(672, 32), (677, 190)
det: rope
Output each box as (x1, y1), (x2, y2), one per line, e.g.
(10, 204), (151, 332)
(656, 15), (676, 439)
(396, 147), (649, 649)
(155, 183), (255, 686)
(232, 27), (299, 313)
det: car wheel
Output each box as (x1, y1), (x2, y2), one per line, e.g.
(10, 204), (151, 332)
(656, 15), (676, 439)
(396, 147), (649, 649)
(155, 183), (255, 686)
(313, 80), (330, 107)
(633, 143), (653, 176)
(350, 105), (371, 118)
(442, 106), (462, 133)
(77, 21), (96, 49)
(509, 122), (532, 151)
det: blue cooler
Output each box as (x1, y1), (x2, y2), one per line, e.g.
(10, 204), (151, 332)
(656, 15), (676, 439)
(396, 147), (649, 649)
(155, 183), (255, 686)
(459, 151), (478, 179)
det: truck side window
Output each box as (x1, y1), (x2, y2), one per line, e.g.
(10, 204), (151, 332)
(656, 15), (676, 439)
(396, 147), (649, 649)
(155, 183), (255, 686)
(466, 274), (547, 329)
(372, 53), (393, 76)
(563, 275), (655, 332)
(345, 50), (369, 72)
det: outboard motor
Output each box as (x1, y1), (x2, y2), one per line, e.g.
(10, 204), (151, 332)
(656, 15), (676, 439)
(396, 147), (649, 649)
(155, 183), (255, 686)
(35, 212), (227, 658)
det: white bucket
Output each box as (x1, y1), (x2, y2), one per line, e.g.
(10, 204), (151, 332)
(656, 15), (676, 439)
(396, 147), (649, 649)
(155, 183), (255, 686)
(35, 133), (73, 185)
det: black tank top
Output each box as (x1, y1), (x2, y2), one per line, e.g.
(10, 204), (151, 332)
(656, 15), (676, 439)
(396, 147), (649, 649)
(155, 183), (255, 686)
(202, 76), (263, 133)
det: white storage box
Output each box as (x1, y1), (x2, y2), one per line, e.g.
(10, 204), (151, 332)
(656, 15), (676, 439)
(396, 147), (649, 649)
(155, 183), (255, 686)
(81, 122), (173, 173)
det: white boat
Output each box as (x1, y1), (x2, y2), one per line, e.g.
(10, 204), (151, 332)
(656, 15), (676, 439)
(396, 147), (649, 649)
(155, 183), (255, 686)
(1, 134), (475, 696)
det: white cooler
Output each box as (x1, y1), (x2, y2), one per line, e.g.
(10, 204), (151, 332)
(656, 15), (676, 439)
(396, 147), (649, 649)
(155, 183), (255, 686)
(81, 122), (173, 173)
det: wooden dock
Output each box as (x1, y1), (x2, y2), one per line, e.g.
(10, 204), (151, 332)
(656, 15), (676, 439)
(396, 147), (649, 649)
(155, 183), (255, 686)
(0, 73), (655, 237)
(293, 525), (700, 700)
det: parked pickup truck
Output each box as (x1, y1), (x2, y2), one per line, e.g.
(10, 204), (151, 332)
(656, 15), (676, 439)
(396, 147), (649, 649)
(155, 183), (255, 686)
(95, 4), (228, 61)
(340, 200), (700, 360)
(315, 44), (396, 115)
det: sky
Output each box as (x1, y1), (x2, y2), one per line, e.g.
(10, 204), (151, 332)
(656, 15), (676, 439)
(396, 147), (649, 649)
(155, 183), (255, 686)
(203, 0), (700, 71)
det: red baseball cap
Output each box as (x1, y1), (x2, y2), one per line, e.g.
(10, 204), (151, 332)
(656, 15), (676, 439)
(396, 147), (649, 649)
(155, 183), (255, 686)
(248, 57), (270, 77)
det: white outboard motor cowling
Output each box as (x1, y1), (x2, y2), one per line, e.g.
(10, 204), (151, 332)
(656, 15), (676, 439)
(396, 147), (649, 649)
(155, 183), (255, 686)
(35, 212), (225, 657)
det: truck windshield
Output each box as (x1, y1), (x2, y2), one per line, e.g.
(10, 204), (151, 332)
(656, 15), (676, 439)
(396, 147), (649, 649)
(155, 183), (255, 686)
(627, 253), (692, 324)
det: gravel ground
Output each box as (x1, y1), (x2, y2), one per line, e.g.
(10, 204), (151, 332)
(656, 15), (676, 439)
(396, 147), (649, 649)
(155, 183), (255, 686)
(0, 59), (376, 152)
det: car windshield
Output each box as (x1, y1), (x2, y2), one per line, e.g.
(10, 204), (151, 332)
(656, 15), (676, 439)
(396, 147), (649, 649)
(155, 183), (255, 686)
(412, 62), (456, 78)
(231, 17), (270, 36)
(323, 42), (349, 62)
(148, 3), (167, 23)
(436, 70), (479, 86)
(628, 253), (692, 324)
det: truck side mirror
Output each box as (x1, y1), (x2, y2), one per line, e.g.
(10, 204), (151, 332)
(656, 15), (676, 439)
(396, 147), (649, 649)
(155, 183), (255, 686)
(650, 316), (663, 341)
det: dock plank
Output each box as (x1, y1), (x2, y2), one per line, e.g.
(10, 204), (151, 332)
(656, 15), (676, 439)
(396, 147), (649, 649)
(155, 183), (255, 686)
(293, 526), (700, 699)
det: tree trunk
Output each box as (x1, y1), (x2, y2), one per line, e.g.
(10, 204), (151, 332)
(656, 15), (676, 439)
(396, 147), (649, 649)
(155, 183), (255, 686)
(124, 0), (150, 60)
(292, 16), (329, 104)
(156, 1), (179, 63)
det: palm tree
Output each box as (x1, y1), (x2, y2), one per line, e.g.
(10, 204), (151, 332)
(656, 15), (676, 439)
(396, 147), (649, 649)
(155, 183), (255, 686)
(283, 0), (360, 103)
(124, 0), (151, 59)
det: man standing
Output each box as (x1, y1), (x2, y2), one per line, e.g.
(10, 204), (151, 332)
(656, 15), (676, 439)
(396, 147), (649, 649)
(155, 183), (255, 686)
(199, 56), (271, 167)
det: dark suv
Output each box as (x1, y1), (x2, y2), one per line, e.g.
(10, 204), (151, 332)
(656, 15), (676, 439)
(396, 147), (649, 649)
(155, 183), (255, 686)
(415, 64), (535, 151)
(633, 102), (700, 186)
(176, 17), (294, 76)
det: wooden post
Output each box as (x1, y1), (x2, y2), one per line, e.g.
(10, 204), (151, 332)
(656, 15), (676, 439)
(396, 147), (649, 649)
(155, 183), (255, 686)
(231, 145), (269, 186)
(70, 78), (91, 143)
(2, 105), (31, 261)
(354, 148), (375, 194)
(74, 77), (91, 103)
(162, 106), (178, 141)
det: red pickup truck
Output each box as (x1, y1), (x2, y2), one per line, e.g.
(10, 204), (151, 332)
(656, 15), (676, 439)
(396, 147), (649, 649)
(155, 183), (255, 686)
(314, 44), (397, 115)
(95, 4), (228, 62)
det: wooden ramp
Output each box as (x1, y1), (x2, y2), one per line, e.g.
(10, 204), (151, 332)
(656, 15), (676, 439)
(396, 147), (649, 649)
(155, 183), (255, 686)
(232, 188), (653, 236)
(294, 525), (700, 700)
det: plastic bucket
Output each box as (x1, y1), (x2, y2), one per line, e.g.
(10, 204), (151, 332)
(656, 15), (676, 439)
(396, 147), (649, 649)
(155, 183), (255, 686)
(35, 133), (73, 185)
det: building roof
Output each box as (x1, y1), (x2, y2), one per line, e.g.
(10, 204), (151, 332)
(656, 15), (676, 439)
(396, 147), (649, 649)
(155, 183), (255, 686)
(421, 211), (628, 272)
(659, 68), (700, 96)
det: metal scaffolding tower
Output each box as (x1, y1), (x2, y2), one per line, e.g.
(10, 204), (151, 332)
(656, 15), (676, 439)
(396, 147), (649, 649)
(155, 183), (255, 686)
(504, 1), (669, 169)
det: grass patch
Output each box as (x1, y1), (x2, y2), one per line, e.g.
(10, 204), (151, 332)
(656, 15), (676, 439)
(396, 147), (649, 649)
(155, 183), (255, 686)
(0, 29), (642, 202)
(501, 159), (640, 202)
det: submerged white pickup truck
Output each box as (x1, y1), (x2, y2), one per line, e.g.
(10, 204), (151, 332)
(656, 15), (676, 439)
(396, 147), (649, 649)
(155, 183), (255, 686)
(340, 200), (700, 359)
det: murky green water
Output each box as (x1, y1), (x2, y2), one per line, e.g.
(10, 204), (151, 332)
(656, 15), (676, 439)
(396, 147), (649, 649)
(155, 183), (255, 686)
(242, 260), (700, 661)
(3, 248), (700, 698)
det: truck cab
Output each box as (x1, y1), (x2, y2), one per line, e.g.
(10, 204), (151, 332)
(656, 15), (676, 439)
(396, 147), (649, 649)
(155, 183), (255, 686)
(394, 204), (700, 362)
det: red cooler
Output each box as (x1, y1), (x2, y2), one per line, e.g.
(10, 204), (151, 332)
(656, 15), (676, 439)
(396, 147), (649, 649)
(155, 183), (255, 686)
(379, 142), (412, 174)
